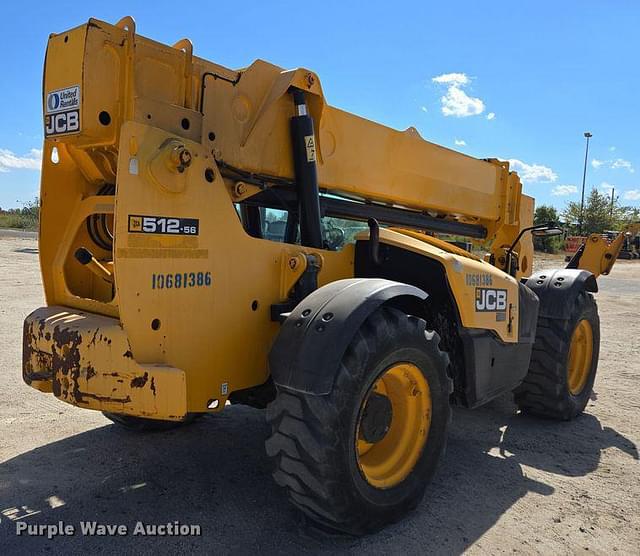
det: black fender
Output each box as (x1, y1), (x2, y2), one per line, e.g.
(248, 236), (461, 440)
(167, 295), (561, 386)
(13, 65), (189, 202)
(524, 268), (597, 320)
(268, 278), (428, 395)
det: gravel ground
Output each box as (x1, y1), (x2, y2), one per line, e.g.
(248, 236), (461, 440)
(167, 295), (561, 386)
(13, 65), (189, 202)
(0, 235), (638, 554)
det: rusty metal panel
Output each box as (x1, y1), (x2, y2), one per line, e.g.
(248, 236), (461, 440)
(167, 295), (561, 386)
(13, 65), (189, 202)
(23, 306), (187, 420)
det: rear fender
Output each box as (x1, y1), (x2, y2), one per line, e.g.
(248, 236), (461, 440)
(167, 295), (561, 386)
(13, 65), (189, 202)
(268, 278), (427, 395)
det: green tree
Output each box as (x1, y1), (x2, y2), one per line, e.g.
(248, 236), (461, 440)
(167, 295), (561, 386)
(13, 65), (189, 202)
(562, 188), (614, 235)
(563, 192), (639, 237)
(614, 205), (640, 229)
(22, 197), (40, 219)
(0, 197), (39, 230)
(534, 205), (559, 226)
(533, 205), (563, 253)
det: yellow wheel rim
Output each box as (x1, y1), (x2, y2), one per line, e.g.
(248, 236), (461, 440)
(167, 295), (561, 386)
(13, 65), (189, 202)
(356, 363), (431, 489)
(567, 319), (594, 395)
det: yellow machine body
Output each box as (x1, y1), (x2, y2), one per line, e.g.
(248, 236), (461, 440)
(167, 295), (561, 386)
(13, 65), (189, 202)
(25, 17), (564, 420)
(574, 233), (625, 277)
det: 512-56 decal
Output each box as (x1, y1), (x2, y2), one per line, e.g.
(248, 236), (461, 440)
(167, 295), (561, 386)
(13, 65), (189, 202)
(129, 215), (199, 236)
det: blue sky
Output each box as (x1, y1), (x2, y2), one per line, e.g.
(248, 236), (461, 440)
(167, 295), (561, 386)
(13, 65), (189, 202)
(1, 0), (639, 210)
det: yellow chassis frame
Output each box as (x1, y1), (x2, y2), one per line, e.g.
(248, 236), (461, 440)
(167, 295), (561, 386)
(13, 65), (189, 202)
(23, 16), (616, 420)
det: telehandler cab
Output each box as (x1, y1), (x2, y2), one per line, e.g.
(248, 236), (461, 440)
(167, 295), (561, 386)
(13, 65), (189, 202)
(23, 16), (625, 534)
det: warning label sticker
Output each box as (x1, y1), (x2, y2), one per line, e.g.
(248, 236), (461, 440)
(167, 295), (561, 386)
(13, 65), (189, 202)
(304, 134), (316, 162)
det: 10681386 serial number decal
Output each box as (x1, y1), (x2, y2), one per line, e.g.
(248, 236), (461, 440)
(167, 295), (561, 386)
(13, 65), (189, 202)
(152, 272), (211, 289)
(129, 215), (199, 235)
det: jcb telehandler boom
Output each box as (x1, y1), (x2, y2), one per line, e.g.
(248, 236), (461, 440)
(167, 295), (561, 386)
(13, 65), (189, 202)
(23, 16), (622, 534)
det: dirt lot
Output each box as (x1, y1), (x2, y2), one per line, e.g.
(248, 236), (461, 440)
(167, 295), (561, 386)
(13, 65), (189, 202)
(0, 234), (638, 554)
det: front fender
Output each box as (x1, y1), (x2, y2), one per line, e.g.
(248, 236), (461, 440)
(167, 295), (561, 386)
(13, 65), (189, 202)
(268, 278), (427, 395)
(525, 268), (597, 320)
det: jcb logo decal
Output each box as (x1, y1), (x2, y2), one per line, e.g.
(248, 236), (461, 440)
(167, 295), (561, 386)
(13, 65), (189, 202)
(45, 85), (81, 137)
(45, 110), (80, 136)
(475, 288), (507, 312)
(129, 216), (142, 232)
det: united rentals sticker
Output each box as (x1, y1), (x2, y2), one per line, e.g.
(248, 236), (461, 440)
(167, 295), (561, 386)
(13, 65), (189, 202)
(45, 85), (81, 137)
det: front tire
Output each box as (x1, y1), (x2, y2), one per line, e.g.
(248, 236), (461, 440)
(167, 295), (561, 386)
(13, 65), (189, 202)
(515, 291), (600, 420)
(265, 307), (452, 535)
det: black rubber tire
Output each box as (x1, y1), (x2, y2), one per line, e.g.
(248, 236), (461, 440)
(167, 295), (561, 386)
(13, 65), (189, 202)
(102, 412), (199, 432)
(514, 291), (600, 420)
(265, 307), (452, 535)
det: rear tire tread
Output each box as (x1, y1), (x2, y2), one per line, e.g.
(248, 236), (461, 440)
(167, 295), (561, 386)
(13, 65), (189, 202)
(265, 307), (451, 534)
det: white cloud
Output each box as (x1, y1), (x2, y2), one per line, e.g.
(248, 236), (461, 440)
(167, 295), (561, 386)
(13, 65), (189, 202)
(432, 73), (469, 85)
(591, 157), (634, 173)
(599, 181), (615, 194)
(440, 87), (485, 117)
(624, 189), (640, 201)
(551, 184), (577, 196)
(611, 158), (634, 173)
(432, 72), (485, 117)
(0, 148), (42, 173)
(486, 112), (495, 120)
(454, 139), (466, 146)
(420, 106), (428, 113)
(508, 159), (558, 183)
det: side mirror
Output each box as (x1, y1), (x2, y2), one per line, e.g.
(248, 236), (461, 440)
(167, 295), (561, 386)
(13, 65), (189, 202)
(506, 222), (565, 277)
(531, 227), (563, 238)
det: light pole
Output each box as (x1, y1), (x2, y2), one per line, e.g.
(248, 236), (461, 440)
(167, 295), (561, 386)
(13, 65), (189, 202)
(578, 131), (592, 236)
(610, 187), (615, 219)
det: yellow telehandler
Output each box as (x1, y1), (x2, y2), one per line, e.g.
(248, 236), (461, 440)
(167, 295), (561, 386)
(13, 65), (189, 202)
(23, 16), (625, 534)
